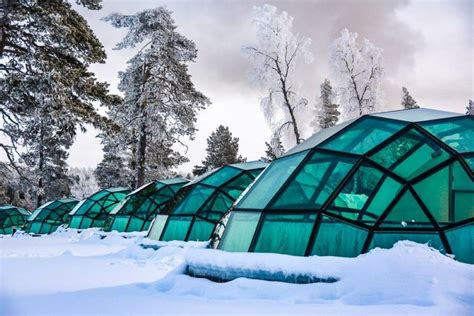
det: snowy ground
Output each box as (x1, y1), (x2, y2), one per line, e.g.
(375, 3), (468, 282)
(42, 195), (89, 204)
(1, 229), (473, 316)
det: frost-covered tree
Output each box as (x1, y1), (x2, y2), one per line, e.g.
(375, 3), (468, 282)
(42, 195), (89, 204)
(261, 132), (285, 162)
(466, 100), (473, 115)
(193, 125), (245, 176)
(312, 79), (340, 131)
(69, 167), (99, 199)
(401, 87), (419, 109)
(329, 29), (384, 118)
(94, 134), (130, 189)
(243, 4), (313, 146)
(104, 7), (210, 188)
(0, 0), (119, 207)
(0, 163), (34, 209)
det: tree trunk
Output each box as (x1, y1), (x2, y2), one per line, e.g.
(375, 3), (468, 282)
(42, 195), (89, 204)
(280, 78), (301, 144)
(36, 118), (45, 208)
(136, 113), (147, 187)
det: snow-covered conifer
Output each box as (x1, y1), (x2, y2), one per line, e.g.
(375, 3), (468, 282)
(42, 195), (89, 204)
(104, 7), (210, 187)
(466, 100), (473, 115)
(193, 125), (245, 176)
(312, 79), (340, 131)
(401, 87), (419, 109)
(69, 167), (100, 199)
(261, 132), (285, 162)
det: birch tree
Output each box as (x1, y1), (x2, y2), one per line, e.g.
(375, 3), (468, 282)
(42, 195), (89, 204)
(243, 4), (313, 145)
(329, 29), (384, 118)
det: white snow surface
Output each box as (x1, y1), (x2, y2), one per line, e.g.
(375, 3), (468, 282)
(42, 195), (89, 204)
(1, 229), (473, 316)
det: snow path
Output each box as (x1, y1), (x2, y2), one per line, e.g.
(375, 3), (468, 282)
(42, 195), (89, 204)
(1, 229), (473, 315)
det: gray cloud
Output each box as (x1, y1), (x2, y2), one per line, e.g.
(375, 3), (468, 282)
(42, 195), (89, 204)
(68, 0), (472, 173)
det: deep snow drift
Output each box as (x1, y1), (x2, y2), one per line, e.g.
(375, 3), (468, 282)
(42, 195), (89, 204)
(1, 229), (473, 315)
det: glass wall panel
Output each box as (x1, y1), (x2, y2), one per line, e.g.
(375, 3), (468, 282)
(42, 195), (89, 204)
(329, 165), (384, 219)
(446, 225), (474, 264)
(452, 161), (474, 222)
(187, 219), (215, 241)
(312, 218), (368, 257)
(371, 129), (450, 180)
(147, 215), (168, 240)
(201, 166), (241, 187)
(414, 167), (449, 223)
(271, 152), (356, 209)
(219, 212), (261, 252)
(382, 190), (431, 227)
(110, 216), (129, 232)
(126, 218), (144, 232)
(173, 186), (215, 215)
(253, 214), (316, 256)
(421, 117), (474, 153)
(369, 232), (444, 251)
(238, 151), (307, 209)
(364, 176), (403, 220)
(321, 117), (406, 154)
(161, 216), (193, 241)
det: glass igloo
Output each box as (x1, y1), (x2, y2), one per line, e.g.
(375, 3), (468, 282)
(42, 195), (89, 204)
(106, 178), (189, 232)
(68, 187), (130, 229)
(218, 108), (474, 263)
(26, 198), (79, 234)
(0, 205), (31, 234)
(147, 161), (268, 242)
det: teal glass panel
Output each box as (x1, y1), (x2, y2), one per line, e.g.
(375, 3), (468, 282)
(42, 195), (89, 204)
(219, 212), (261, 252)
(201, 166), (241, 187)
(126, 217), (144, 232)
(187, 219), (215, 241)
(371, 129), (450, 180)
(381, 190), (431, 228)
(452, 162), (474, 222)
(446, 225), (474, 264)
(161, 216), (193, 241)
(369, 232), (444, 251)
(29, 222), (42, 234)
(238, 151), (308, 209)
(199, 192), (233, 221)
(147, 215), (168, 240)
(271, 152), (356, 209)
(312, 218), (368, 257)
(173, 186), (215, 215)
(364, 176), (403, 220)
(330, 165), (384, 219)
(414, 167), (449, 223)
(464, 156), (474, 173)
(79, 217), (93, 229)
(111, 216), (129, 232)
(421, 117), (474, 153)
(321, 117), (406, 154)
(69, 216), (82, 229)
(254, 214), (316, 256)
(221, 173), (255, 200)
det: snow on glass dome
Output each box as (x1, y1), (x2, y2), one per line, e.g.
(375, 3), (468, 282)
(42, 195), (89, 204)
(105, 178), (189, 233)
(0, 205), (31, 234)
(26, 198), (79, 234)
(68, 187), (130, 229)
(216, 108), (474, 264)
(147, 161), (268, 242)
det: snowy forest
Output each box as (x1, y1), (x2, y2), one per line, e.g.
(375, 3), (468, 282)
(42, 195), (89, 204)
(0, 1), (472, 210)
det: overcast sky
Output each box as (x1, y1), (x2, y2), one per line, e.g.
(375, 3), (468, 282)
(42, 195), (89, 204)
(68, 0), (473, 174)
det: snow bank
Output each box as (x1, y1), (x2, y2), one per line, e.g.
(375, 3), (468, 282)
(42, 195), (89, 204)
(1, 232), (472, 315)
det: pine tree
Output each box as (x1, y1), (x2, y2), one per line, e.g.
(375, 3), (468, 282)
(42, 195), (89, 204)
(466, 100), (473, 115)
(401, 87), (419, 109)
(94, 134), (130, 189)
(104, 7), (210, 188)
(0, 0), (119, 207)
(261, 132), (285, 162)
(193, 125), (245, 176)
(69, 167), (99, 199)
(313, 79), (340, 131)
